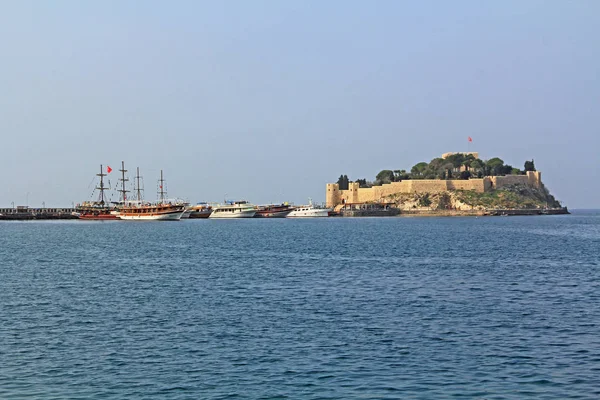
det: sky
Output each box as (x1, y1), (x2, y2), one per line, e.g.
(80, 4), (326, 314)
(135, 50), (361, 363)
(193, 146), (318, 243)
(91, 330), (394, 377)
(0, 0), (598, 208)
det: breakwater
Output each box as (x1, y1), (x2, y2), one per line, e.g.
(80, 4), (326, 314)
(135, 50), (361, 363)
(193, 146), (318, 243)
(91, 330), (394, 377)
(0, 208), (78, 220)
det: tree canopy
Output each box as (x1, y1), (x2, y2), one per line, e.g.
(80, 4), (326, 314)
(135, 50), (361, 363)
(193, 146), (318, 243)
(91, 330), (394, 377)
(336, 175), (349, 190)
(524, 160), (536, 172)
(375, 170), (395, 185)
(335, 155), (536, 188)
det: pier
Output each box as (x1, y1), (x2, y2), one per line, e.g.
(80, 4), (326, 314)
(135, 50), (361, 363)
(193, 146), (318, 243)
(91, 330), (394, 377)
(0, 207), (78, 220)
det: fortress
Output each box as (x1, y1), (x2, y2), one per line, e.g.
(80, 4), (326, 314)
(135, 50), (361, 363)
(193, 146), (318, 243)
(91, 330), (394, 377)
(326, 169), (542, 208)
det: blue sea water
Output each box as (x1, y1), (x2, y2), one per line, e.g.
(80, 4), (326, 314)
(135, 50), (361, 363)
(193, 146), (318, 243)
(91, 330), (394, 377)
(1, 212), (599, 399)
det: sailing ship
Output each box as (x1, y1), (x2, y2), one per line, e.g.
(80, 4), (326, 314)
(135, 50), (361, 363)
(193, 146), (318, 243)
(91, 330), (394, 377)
(76, 165), (119, 220)
(115, 163), (185, 221)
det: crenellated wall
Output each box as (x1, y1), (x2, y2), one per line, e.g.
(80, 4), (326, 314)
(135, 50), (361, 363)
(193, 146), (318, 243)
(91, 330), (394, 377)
(325, 171), (543, 207)
(489, 171), (541, 190)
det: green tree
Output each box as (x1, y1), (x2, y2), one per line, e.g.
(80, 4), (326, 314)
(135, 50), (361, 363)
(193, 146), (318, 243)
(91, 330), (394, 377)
(375, 170), (395, 184)
(459, 170), (471, 180)
(394, 169), (410, 181)
(470, 159), (483, 170)
(487, 157), (504, 167)
(445, 153), (468, 168)
(524, 160), (536, 172)
(429, 158), (446, 171)
(410, 162), (429, 179)
(337, 174), (349, 190)
(501, 165), (513, 175)
(486, 157), (505, 176)
(356, 178), (372, 188)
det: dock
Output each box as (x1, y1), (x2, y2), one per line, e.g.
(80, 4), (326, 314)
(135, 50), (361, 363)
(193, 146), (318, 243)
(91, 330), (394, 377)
(0, 207), (79, 220)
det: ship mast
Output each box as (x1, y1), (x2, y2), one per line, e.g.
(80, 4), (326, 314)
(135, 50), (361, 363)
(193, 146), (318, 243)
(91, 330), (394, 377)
(158, 169), (166, 204)
(96, 164), (107, 206)
(118, 161), (130, 204)
(135, 167), (143, 202)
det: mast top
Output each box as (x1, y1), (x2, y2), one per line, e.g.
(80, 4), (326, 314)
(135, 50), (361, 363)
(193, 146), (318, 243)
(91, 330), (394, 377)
(95, 164), (108, 205)
(118, 161), (130, 203)
(135, 167), (143, 202)
(158, 169), (166, 203)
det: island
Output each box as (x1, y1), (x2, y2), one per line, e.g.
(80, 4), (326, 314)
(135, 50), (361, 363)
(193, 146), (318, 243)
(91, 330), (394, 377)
(326, 152), (568, 216)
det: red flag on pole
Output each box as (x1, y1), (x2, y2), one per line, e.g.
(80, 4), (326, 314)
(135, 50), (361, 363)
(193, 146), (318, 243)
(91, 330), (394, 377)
(107, 166), (113, 173)
(468, 136), (473, 142)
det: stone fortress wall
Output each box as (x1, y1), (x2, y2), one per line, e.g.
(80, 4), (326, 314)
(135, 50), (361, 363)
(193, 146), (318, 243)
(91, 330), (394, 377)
(326, 167), (542, 208)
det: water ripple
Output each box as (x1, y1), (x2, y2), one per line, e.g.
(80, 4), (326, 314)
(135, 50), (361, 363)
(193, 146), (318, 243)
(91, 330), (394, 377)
(1, 215), (599, 398)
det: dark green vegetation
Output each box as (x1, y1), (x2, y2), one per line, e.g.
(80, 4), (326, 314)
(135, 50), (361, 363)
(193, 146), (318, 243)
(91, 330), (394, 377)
(336, 156), (536, 187)
(336, 175), (350, 190)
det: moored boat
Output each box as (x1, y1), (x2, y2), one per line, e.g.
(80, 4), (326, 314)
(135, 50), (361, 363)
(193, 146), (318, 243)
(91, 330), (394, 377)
(254, 203), (293, 218)
(182, 208), (192, 218)
(77, 205), (120, 220)
(209, 201), (256, 218)
(287, 198), (331, 218)
(115, 167), (185, 221)
(188, 202), (213, 218)
(173, 201), (191, 218)
(77, 164), (119, 220)
(117, 202), (186, 220)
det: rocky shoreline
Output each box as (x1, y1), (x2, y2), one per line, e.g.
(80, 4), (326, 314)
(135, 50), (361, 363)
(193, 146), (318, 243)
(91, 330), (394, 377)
(397, 207), (569, 217)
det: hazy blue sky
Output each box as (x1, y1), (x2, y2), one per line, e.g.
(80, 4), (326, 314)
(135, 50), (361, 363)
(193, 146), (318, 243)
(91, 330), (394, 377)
(1, 1), (598, 208)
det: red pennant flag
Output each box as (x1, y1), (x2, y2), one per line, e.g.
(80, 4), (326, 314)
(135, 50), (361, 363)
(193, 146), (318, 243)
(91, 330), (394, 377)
(468, 136), (473, 142)
(107, 166), (113, 173)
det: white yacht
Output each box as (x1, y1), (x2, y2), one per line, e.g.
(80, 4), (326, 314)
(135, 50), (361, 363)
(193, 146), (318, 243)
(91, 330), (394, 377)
(287, 199), (331, 218)
(209, 201), (256, 218)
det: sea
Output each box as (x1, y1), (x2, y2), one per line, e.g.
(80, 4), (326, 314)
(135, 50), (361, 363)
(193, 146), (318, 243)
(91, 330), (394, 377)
(1, 211), (599, 399)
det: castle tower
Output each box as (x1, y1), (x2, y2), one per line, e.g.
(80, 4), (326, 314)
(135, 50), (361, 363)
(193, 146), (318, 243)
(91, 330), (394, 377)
(347, 182), (360, 203)
(527, 171), (542, 188)
(326, 183), (341, 208)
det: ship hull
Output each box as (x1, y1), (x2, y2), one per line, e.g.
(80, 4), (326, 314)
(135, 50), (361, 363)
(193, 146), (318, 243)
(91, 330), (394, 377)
(78, 213), (119, 220)
(189, 210), (212, 218)
(209, 210), (256, 218)
(287, 209), (330, 218)
(254, 209), (292, 218)
(117, 210), (184, 220)
(181, 210), (192, 219)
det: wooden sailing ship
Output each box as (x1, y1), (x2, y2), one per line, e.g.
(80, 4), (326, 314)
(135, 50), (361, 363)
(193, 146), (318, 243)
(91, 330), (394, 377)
(76, 164), (119, 220)
(116, 165), (185, 221)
